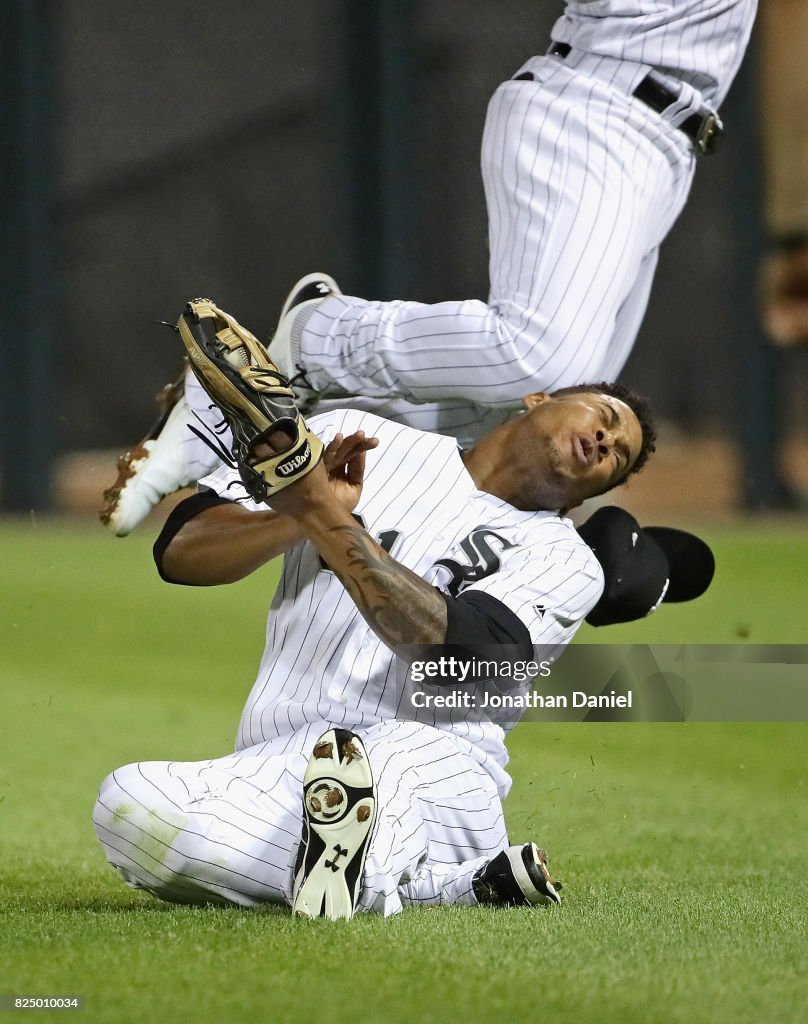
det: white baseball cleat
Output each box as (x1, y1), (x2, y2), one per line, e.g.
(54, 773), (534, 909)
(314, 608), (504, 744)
(269, 272), (342, 411)
(99, 368), (212, 536)
(472, 842), (562, 907)
(292, 728), (376, 920)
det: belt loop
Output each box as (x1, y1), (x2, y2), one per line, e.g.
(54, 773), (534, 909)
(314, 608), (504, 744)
(548, 41), (571, 59)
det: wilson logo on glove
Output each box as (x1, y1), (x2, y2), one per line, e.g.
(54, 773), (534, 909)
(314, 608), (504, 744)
(277, 442), (312, 477)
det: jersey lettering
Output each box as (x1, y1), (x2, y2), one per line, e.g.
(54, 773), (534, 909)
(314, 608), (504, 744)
(433, 528), (518, 598)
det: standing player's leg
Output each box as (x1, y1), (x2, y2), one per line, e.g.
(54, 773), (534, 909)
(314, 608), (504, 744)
(271, 57), (694, 409)
(597, 245), (661, 382)
(100, 364), (234, 537)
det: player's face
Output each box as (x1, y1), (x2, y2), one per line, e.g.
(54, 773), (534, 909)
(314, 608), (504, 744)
(517, 391), (644, 510)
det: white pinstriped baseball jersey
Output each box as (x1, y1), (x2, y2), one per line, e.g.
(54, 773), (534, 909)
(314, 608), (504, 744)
(199, 407), (603, 792)
(93, 406), (599, 914)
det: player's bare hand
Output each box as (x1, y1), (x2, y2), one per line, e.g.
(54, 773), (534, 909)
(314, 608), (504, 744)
(251, 429), (378, 518)
(323, 431), (380, 513)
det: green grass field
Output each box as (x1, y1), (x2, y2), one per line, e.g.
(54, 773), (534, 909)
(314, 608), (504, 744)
(2, 518), (807, 1024)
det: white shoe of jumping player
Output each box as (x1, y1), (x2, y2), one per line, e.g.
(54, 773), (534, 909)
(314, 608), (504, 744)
(99, 368), (216, 537)
(292, 728), (377, 920)
(269, 272), (342, 412)
(472, 843), (562, 907)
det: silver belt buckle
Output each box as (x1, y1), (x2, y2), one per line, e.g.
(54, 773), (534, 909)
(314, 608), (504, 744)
(696, 112), (723, 156)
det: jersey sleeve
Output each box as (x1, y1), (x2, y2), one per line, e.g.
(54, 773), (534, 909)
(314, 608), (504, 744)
(196, 463), (264, 508)
(152, 489), (233, 584)
(457, 531), (604, 655)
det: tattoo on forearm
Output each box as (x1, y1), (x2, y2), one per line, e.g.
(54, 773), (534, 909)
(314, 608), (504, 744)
(325, 525), (446, 650)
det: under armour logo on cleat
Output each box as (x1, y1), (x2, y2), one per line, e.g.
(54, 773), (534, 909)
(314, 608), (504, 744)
(324, 844), (349, 872)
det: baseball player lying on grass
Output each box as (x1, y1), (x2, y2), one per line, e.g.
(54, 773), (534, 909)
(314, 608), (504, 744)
(94, 301), (711, 919)
(100, 0), (756, 537)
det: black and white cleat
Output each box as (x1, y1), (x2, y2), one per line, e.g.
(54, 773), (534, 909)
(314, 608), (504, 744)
(292, 728), (376, 920)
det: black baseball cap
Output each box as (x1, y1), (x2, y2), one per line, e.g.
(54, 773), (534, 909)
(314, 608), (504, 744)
(577, 506), (715, 627)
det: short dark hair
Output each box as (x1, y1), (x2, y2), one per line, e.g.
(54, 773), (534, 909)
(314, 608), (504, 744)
(551, 381), (657, 483)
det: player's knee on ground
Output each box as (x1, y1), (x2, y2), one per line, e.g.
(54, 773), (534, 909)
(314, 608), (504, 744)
(92, 762), (211, 903)
(94, 761), (298, 907)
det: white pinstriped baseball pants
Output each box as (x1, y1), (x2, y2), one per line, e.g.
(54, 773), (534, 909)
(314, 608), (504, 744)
(93, 720), (508, 916)
(297, 49), (697, 409)
(178, 52), (699, 458)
